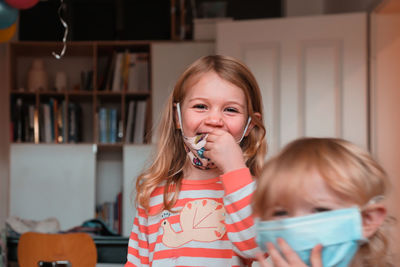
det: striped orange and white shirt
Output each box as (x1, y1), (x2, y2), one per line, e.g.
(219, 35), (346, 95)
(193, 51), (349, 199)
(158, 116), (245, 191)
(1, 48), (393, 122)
(125, 168), (259, 266)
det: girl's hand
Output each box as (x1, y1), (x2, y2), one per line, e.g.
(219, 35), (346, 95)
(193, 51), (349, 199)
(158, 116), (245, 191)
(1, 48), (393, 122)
(203, 129), (246, 173)
(256, 238), (323, 267)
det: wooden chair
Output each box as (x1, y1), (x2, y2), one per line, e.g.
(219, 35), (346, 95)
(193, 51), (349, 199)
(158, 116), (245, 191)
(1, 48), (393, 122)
(17, 232), (97, 267)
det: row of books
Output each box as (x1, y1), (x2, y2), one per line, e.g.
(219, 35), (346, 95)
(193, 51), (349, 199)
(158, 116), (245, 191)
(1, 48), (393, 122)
(11, 98), (82, 143)
(125, 100), (147, 144)
(98, 51), (150, 92)
(97, 100), (147, 144)
(96, 192), (122, 235)
(98, 107), (122, 144)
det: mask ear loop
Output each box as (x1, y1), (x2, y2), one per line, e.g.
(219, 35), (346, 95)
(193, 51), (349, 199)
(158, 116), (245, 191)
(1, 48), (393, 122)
(176, 102), (185, 136)
(237, 117), (252, 143)
(360, 195), (385, 211)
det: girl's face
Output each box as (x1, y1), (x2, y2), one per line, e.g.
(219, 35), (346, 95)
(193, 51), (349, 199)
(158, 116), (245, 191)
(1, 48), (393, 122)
(264, 170), (355, 220)
(179, 71), (249, 140)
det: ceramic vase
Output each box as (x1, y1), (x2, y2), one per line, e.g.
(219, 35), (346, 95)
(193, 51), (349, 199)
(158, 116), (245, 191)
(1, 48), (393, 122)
(54, 71), (67, 91)
(27, 59), (48, 92)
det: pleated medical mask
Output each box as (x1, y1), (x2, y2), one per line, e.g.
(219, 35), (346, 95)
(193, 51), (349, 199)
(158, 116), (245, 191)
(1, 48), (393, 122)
(176, 102), (251, 170)
(256, 207), (367, 267)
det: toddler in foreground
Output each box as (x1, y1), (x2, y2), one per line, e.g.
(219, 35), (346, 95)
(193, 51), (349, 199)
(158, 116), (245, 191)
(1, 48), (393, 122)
(253, 137), (392, 267)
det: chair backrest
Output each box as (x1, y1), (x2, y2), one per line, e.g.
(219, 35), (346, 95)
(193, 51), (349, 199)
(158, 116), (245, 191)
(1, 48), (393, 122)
(17, 232), (97, 267)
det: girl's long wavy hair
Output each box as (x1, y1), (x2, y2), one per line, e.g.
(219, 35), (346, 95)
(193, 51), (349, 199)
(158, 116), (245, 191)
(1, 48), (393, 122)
(136, 55), (267, 213)
(253, 137), (393, 267)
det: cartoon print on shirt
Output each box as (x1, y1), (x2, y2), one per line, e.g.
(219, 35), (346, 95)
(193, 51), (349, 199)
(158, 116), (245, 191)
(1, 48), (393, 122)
(161, 199), (226, 248)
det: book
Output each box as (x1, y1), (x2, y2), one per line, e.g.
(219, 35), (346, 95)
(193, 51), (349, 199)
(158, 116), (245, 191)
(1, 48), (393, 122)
(14, 98), (23, 142)
(133, 100), (147, 144)
(111, 53), (124, 92)
(98, 54), (113, 91)
(28, 104), (35, 142)
(68, 103), (82, 143)
(99, 107), (108, 143)
(121, 51), (130, 91)
(104, 51), (117, 91)
(33, 105), (39, 144)
(43, 104), (52, 143)
(125, 101), (135, 143)
(127, 53), (149, 92)
(109, 108), (118, 143)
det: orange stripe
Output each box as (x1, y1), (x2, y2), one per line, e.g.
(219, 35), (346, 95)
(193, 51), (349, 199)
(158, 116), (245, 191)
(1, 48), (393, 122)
(226, 215), (254, 233)
(221, 168), (252, 194)
(127, 246), (149, 265)
(124, 261), (135, 267)
(153, 247), (234, 259)
(232, 237), (258, 251)
(181, 183), (223, 191)
(225, 193), (252, 213)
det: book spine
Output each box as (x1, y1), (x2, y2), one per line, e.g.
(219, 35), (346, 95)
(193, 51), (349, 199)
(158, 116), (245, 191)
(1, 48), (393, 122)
(109, 108), (117, 144)
(99, 108), (108, 143)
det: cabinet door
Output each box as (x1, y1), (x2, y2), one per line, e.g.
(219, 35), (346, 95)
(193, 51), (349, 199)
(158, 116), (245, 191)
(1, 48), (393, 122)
(151, 42), (215, 142)
(122, 145), (153, 237)
(10, 144), (96, 230)
(217, 13), (368, 156)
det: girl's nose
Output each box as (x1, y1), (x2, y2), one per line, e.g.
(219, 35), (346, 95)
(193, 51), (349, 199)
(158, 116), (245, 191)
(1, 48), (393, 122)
(204, 112), (224, 127)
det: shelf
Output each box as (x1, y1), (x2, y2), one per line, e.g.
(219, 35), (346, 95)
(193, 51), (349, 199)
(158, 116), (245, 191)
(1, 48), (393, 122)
(9, 41), (152, 147)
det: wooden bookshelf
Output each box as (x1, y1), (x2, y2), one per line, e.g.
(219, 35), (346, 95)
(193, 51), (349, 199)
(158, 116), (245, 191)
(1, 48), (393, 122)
(9, 41), (152, 147)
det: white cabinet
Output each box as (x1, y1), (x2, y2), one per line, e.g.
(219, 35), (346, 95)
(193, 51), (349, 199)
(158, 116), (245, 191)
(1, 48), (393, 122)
(10, 144), (96, 230)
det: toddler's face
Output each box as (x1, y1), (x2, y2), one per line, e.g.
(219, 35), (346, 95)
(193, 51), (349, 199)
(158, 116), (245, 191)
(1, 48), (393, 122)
(179, 71), (249, 140)
(263, 170), (355, 221)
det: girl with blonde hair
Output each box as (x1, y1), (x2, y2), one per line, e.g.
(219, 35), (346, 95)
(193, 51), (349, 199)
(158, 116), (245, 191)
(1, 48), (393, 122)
(126, 55), (267, 266)
(254, 137), (392, 267)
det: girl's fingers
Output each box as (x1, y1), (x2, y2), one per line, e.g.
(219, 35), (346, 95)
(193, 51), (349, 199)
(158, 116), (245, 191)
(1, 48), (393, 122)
(310, 244), (323, 267)
(255, 252), (272, 267)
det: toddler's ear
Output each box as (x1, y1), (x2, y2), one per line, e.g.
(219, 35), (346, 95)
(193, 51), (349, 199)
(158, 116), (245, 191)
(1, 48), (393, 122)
(361, 204), (386, 238)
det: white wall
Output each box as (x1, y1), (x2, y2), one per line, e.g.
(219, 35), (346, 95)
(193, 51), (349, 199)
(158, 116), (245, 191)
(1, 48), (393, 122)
(370, 10), (400, 261)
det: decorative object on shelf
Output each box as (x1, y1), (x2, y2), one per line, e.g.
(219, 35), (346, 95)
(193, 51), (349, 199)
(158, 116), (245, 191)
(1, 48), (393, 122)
(27, 58), (48, 92)
(54, 71), (67, 91)
(0, 0), (18, 29)
(5, 0), (38, 10)
(0, 21), (16, 42)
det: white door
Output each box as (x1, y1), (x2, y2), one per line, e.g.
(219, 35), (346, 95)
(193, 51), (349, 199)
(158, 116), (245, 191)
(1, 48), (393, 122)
(10, 144), (96, 230)
(217, 13), (367, 156)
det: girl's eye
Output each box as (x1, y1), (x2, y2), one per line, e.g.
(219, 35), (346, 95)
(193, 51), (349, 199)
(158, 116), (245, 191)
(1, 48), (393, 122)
(313, 207), (332, 213)
(272, 210), (288, 217)
(225, 107), (238, 113)
(193, 104), (207, 110)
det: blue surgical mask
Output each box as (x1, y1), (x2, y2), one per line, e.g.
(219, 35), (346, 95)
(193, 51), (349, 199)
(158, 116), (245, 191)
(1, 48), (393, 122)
(256, 207), (367, 267)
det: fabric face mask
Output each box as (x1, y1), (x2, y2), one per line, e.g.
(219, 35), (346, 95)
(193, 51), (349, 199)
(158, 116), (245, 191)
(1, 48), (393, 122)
(256, 207), (367, 267)
(176, 102), (251, 170)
